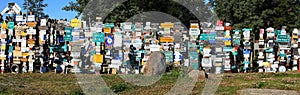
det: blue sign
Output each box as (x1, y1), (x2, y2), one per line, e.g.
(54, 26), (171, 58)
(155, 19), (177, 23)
(243, 49), (251, 54)
(105, 36), (114, 45)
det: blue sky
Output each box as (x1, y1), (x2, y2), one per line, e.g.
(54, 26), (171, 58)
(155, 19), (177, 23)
(0, 0), (77, 21)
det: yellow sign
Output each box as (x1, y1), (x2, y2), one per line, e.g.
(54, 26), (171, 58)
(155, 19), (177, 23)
(263, 62), (270, 67)
(22, 53), (28, 57)
(71, 18), (82, 28)
(292, 35), (298, 39)
(103, 28), (111, 33)
(161, 23), (174, 28)
(94, 54), (103, 63)
(224, 41), (231, 46)
(26, 22), (37, 27)
(21, 31), (27, 36)
(160, 37), (174, 43)
(1, 45), (5, 50)
(1, 22), (7, 29)
(0, 57), (6, 60)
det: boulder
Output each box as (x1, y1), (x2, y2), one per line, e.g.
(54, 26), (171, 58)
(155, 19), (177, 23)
(142, 52), (166, 76)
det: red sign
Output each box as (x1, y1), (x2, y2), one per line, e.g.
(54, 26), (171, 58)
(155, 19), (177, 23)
(260, 29), (264, 34)
(217, 20), (224, 26)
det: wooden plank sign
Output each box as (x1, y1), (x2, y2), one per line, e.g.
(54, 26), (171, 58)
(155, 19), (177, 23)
(26, 22), (37, 27)
(160, 37), (174, 43)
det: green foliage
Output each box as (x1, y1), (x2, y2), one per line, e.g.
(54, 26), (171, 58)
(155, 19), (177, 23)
(212, 0), (300, 40)
(62, 0), (213, 27)
(110, 83), (132, 93)
(23, 0), (48, 18)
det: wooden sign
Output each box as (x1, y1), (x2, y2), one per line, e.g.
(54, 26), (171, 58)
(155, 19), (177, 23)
(26, 22), (37, 27)
(161, 23), (174, 28)
(160, 37), (174, 43)
(0, 34), (6, 39)
(13, 51), (22, 57)
(38, 26), (49, 30)
(103, 28), (111, 33)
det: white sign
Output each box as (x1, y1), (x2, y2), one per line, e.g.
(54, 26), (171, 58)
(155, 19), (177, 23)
(123, 22), (132, 31)
(12, 4), (21, 14)
(279, 66), (286, 72)
(189, 28), (200, 35)
(41, 19), (47, 26)
(150, 45), (160, 51)
(1, 7), (9, 15)
(27, 28), (36, 34)
(202, 58), (212, 67)
(15, 15), (23, 22)
(27, 15), (35, 21)
(174, 52), (182, 62)
(113, 33), (122, 48)
(215, 26), (224, 30)
(84, 32), (92, 37)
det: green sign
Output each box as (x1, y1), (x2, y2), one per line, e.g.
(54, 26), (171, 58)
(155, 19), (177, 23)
(189, 52), (198, 60)
(8, 22), (14, 29)
(223, 47), (233, 52)
(105, 23), (114, 28)
(164, 51), (173, 62)
(242, 28), (252, 32)
(233, 30), (241, 33)
(92, 32), (105, 42)
(233, 39), (240, 45)
(190, 62), (199, 70)
(64, 35), (73, 41)
(132, 24), (136, 31)
(278, 35), (288, 39)
(200, 34), (216, 40)
(233, 51), (238, 56)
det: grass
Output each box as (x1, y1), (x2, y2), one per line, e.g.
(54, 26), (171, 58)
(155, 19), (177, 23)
(0, 71), (300, 95)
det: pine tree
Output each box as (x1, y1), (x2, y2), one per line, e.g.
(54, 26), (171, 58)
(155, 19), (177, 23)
(23, 0), (48, 18)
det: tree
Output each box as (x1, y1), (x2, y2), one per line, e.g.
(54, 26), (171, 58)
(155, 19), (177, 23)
(23, 0), (48, 18)
(211, 0), (300, 40)
(62, 0), (213, 27)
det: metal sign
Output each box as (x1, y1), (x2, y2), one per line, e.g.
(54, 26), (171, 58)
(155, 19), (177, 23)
(164, 51), (173, 62)
(92, 32), (105, 42)
(105, 36), (114, 46)
(174, 52), (182, 62)
(104, 23), (114, 28)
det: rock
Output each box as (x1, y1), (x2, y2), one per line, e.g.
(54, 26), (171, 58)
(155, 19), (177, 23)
(142, 52), (166, 76)
(198, 71), (207, 80)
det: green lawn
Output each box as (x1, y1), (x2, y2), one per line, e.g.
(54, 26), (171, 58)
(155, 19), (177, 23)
(0, 71), (300, 95)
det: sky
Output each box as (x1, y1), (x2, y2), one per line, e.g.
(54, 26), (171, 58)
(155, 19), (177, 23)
(0, 0), (77, 21)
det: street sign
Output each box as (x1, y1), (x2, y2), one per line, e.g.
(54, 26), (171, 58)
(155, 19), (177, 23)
(64, 35), (73, 41)
(92, 32), (105, 42)
(8, 22), (14, 29)
(174, 52), (182, 62)
(164, 51), (173, 62)
(105, 23), (114, 28)
(105, 36), (114, 46)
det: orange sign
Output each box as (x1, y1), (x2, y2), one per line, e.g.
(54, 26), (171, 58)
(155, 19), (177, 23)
(26, 22), (37, 27)
(103, 28), (111, 33)
(224, 26), (232, 31)
(190, 25), (199, 28)
(161, 23), (174, 28)
(160, 37), (174, 43)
